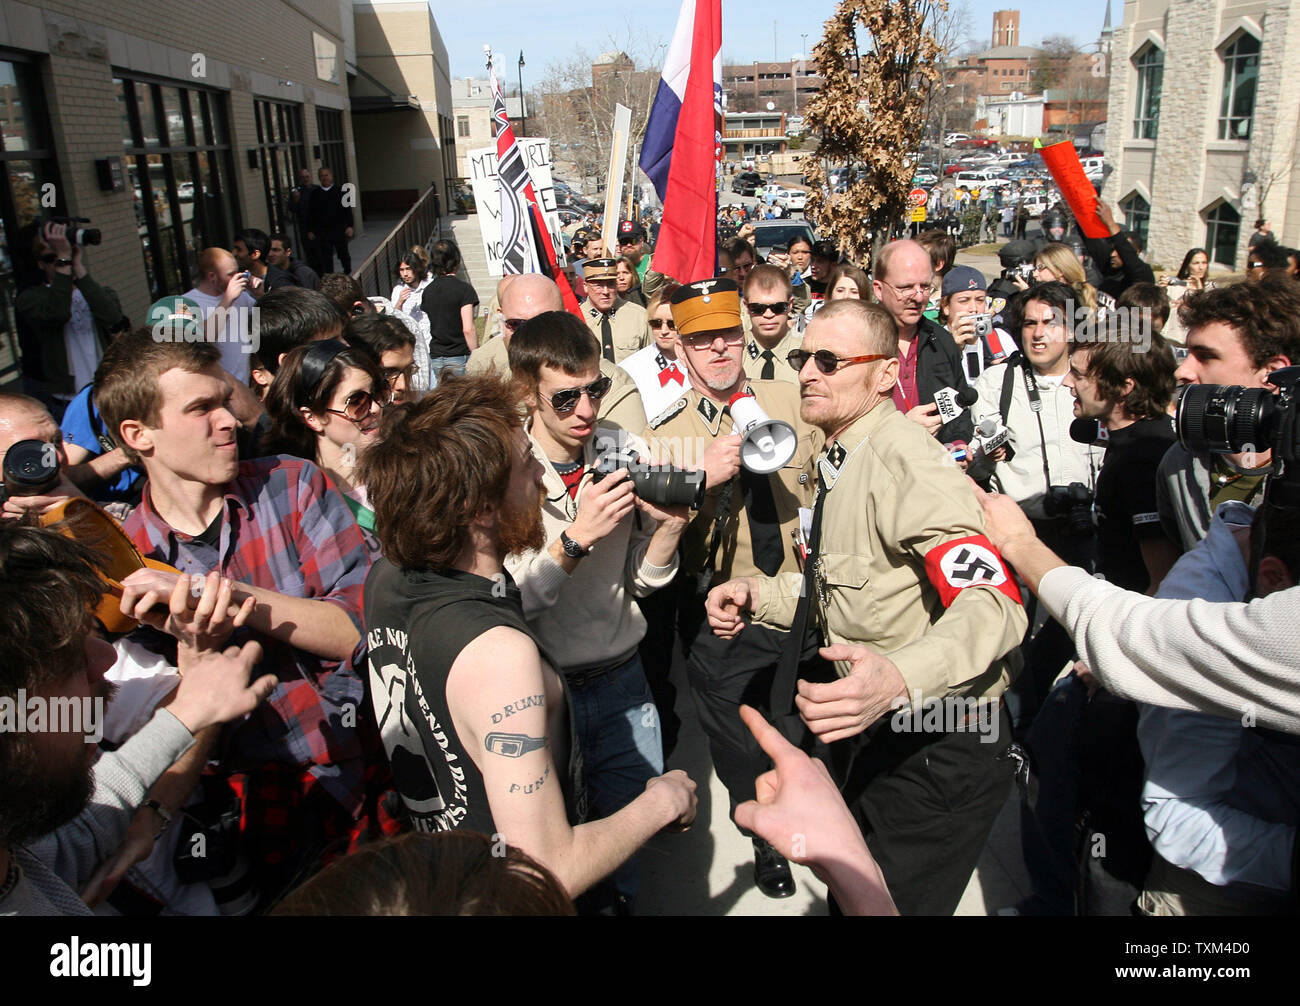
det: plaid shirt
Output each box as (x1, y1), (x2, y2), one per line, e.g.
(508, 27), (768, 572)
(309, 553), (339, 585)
(125, 455), (371, 815)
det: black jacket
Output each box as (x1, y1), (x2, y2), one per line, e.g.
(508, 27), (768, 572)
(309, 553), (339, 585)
(305, 185), (354, 238)
(910, 315), (977, 447)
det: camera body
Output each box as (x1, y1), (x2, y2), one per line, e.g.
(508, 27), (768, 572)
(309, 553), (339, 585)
(971, 312), (993, 339)
(1013, 262), (1036, 284)
(1044, 481), (1095, 537)
(0, 438), (61, 503)
(1165, 277), (1187, 287)
(1176, 366), (1300, 508)
(592, 451), (704, 509)
(43, 215), (102, 247)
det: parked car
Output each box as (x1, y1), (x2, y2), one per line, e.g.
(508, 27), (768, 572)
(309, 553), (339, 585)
(1081, 155), (1105, 180)
(911, 171), (939, 187)
(953, 169), (1008, 188)
(751, 220), (816, 259)
(731, 170), (763, 196)
(943, 132), (971, 146)
(774, 186), (807, 212)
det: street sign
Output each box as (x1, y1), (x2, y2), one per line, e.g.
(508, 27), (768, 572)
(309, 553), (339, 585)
(910, 206), (927, 222)
(908, 187), (928, 207)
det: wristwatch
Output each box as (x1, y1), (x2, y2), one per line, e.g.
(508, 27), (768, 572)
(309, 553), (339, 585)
(560, 530), (588, 558)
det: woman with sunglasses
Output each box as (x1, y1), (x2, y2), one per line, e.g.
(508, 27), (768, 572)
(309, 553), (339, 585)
(615, 286), (692, 421)
(1015, 242), (1098, 321)
(262, 340), (387, 554)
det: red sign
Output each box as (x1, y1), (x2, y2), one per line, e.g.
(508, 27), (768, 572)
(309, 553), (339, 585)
(908, 187), (928, 207)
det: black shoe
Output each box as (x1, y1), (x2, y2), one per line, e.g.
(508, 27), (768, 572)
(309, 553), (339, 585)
(752, 839), (796, 899)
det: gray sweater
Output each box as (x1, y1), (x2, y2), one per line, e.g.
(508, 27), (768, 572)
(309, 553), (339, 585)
(1, 709), (194, 916)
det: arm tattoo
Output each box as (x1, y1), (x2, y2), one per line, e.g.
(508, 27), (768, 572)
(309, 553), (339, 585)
(509, 764), (551, 795)
(491, 693), (544, 725)
(484, 731), (548, 758)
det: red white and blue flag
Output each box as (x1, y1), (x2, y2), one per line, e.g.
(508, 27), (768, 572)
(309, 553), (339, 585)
(487, 58), (581, 314)
(638, 0), (722, 284)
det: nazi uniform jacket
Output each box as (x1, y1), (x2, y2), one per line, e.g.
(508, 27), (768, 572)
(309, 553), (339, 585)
(752, 400), (1026, 702)
(643, 381), (820, 588)
(581, 296), (649, 364)
(741, 330), (803, 386)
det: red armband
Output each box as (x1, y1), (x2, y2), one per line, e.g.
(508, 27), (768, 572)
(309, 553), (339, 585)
(923, 535), (1022, 608)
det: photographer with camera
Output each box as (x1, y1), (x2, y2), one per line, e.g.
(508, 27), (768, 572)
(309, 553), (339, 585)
(1157, 275), (1300, 552)
(16, 221), (125, 417)
(503, 311), (691, 914)
(642, 278), (821, 899)
(0, 392), (91, 522)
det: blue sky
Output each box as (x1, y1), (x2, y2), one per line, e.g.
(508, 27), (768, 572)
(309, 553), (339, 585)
(441, 1), (1115, 81)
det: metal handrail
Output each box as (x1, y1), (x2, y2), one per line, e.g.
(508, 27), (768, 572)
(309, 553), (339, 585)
(353, 186), (443, 298)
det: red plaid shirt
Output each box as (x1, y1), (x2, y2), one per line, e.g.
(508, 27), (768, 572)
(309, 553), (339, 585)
(125, 455), (372, 816)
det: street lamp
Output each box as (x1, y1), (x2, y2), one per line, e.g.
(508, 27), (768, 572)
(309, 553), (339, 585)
(518, 51), (527, 137)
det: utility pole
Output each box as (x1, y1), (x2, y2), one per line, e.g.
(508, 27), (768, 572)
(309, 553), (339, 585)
(518, 51), (527, 136)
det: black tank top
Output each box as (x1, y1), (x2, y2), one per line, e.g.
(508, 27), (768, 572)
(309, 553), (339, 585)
(363, 560), (584, 835)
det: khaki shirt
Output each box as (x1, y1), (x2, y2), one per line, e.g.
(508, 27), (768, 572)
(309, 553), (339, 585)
(741, 330), (803, 386)
(644, 381), (820, 586)
(464, 334), (645, 434)
(752, 401), (1026, 702)
(581, 297), (648, 364)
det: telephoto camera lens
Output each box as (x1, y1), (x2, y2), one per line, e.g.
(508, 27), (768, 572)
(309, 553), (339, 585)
(1176, 384), (1277, 454)
(593, 452), (704, 509)
(1, 438), (61, 500)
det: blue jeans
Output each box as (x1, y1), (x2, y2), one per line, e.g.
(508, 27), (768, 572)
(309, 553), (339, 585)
(567, 653), (664, 911)
(428, 355), (468, 387)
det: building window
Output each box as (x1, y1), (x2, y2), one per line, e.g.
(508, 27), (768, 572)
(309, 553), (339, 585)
(1132, 44), (1163, 139)
(1120, 192), (1150, 244)
(254, 99), (305, 237)
(1218, 33), (1260, 140)
(313, 32), (339, 84)
(0, 55), (63, 384)
(117, 76), (239, 298)
(316, 108), (347, 185)
(457, 115), (470, 138)
(1205, 201), (1241, 268)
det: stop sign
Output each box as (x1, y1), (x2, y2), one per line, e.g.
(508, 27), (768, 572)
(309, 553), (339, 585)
(908, 187), (928, 207)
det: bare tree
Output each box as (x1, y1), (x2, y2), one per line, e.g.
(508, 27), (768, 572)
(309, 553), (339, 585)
(803, 0), (946, 264)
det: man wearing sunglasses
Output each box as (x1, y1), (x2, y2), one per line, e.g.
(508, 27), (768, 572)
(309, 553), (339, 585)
(705, 298), (1027, 916)
(580, 259), (649, 365)
(643, 278), (821, 899)
(466, 274), (648, 435)
(504, 312), (692, 914)
(742, 265), (804, 386)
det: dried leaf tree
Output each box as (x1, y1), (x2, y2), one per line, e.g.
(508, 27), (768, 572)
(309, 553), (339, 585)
(803, 0), (945, 266)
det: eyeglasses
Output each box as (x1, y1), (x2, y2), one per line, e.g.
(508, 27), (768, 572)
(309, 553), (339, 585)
(681, 329), (745, 350)
(326, 389), (380, 424)
(883, 281), (932, 298)
(747, 301), (790, 316)
(382, 364), (417, 387)
(545, 375), (612, 414)
(648, 318), (677, 331)
(787, 349), (890, 375)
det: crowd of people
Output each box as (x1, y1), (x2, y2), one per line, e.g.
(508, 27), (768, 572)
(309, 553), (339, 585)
(2, 183), (1298, 919)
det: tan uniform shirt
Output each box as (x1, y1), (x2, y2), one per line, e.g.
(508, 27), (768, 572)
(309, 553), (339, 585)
(463, 333), (646, 434)
(741, 329), (803, 386)
(581, 297), (648, 364)
(644, 381), (820, 587)
(752, 401), (1026, 702)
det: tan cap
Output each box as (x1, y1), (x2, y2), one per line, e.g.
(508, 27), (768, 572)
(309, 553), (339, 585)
(583, 257), (618, 282)
(669, 278), (742, 336)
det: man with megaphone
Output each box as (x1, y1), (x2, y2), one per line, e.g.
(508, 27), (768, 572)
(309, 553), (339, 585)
(705, 299), (1028, 916)
(642, 278), (822, 899)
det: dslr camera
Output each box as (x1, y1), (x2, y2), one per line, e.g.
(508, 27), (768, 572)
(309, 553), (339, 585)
(43, 216), (102, 247)
(1177, 366), (1300, 508)
(592, 451), (704, 509)
(1013, 262), (1036, 284)
(0, 438), (61, 503)
(1043, 481), (1095, 537)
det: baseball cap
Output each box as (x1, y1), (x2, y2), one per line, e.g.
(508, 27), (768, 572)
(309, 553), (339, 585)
(941, 265), (987, 298)
(618, 220), (645, 243)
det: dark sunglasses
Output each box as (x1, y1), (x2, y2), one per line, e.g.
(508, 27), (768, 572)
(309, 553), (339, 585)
(649, 318), (677, 331)
(747, 301), (790, 316)
(787, 349), (890, 374)
(503, 317), (527, 333)
(326, 388), (380, 423)
(546, 375), (612, 414)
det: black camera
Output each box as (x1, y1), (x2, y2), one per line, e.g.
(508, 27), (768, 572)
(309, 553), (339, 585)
(1044, 481), (1095, 537)
(1177, 366), (1300, 508)
(0, 438), (61, 503)
(592, 451), (704, 509)
(44, 216), (102, 246)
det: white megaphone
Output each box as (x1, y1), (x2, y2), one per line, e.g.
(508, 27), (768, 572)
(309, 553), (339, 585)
(729, 391), (797, 474)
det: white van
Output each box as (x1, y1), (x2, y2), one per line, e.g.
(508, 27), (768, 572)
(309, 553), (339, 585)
(953, 169), (1004, 187)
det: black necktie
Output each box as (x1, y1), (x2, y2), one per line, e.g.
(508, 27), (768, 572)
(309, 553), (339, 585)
(741, 467), (784, 576)
(760, 349), (775, 381)
(771, 479), (826, 720)
(600, 314), (615, 363)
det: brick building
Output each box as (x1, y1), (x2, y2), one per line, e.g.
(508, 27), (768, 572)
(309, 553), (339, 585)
(1101, 0), (1299, 271)
(0, 0), (456, 385)
(723, 59), (822, 115)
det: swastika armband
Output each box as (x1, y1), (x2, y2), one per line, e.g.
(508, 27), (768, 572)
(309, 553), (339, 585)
(923, 535), (1022, 608)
